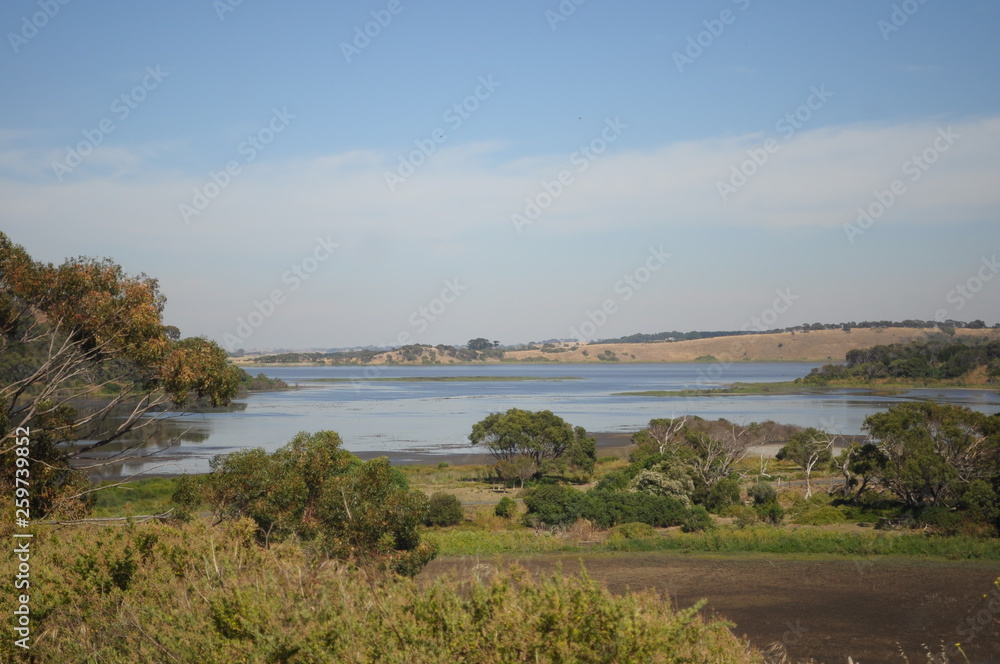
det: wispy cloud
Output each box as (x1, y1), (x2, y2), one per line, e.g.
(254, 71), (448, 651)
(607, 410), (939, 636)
(4, 115), (998, 241)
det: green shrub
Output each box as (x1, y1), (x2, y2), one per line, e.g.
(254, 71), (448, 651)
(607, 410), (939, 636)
(959, 480), (1000, 528)
(705, 478), (741, 513)
(425, 492), (464, 527)
(747, 481), (777, 505)
(579, 491), (688, 529)
(204, 431), (434, 575)
(169, 474), (201, 521)
(754, 501), (785, 525)
(919, 506), (961, 534)
(731, 505), (758, 529)
(494, 496), (517, 519)
(681, 505), (714, 532)
(522, 484), (584, 527)
(792, 505), (847, 525)
(610, 522), (656, 540)
(594, 470), (630, 492)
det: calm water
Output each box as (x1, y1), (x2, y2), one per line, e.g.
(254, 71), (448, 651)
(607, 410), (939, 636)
(85, 363), (1000, 479)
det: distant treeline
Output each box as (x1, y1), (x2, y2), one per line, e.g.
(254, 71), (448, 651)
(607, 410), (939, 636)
(237, 343), (504, 365)
(591, 330), (750, 345)
(593, 319), (995, 345)
(800, 336), (1000, 384)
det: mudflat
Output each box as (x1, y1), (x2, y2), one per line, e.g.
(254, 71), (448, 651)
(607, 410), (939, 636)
(421, 551), (1000, 664)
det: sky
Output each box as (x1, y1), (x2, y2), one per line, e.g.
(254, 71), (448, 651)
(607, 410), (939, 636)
(1, 1), (999, 351)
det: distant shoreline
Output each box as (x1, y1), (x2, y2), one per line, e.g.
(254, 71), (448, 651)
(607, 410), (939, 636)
(231, 327), (999, 367)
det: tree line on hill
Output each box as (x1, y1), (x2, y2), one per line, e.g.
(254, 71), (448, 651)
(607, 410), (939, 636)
(239, 339), (505, 364)
(593, 319), (995, 345)
(801, 336), (1000, 384)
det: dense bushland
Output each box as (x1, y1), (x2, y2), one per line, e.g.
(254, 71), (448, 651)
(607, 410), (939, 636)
(197, 430), (437, 576)
(801, 336), (1000, 384)
(0, 519), (765, 664)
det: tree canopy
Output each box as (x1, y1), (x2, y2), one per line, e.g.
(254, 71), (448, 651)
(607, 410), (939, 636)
(0, 231), (240, 517)
(469, 408), (595, 480)
(776, 427), (834, 498)
(861, 402), (1000, 508)
(201, 430), (436, 575)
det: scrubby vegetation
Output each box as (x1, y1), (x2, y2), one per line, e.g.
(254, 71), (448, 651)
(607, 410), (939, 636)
(425, 491), (464, 527)
(0, 518), (765, 664)
(241, 338), (506, 365)
(801, 336), (1000, 385)
(235, 367), (288, 392)
(0, 232), (241, 520)
(198, 430), (437, 576)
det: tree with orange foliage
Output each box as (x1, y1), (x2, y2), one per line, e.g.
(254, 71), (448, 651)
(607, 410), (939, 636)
(0, 231), (240, 518)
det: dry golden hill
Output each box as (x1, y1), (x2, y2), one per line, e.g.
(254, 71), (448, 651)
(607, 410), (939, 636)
(502, 327), (997, 364)
(237, 327), (999, 366)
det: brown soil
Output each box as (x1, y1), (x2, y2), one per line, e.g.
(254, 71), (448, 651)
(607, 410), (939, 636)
(421, 551), (1000, 664)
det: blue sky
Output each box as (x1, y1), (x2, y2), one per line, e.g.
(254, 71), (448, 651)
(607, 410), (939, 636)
(1, 0), (999, 350)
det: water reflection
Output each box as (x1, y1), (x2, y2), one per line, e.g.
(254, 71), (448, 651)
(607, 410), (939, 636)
(71, 401), (246, 481)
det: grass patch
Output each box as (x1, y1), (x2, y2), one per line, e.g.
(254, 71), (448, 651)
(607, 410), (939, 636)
(613, 381), (812, 397)
(425, 522), (1000, 561)
(423, 528), (577, 555)
(398, 463), (493, 487)
(91, 476), (190, 517)
(310, 375), (583, 383)
(617, 378), (999, 398)
(638, 527), (1000, 560)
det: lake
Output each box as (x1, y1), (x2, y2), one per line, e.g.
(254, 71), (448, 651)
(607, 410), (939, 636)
(84, 362), (1000, 480)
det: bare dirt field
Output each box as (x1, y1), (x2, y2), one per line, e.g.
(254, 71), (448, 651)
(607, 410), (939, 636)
(421, 551), (1000, 664)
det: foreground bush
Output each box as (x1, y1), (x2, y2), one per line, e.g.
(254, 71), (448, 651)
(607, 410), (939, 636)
(0, 520), (766, 664)
(201, 430), (435, 575)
